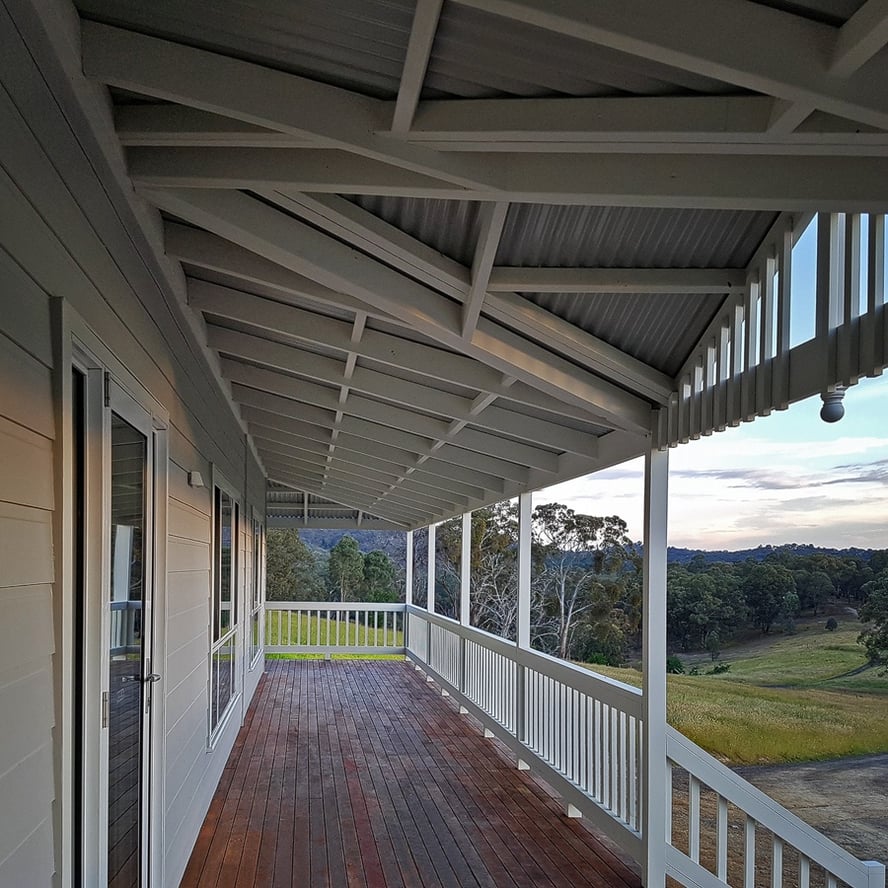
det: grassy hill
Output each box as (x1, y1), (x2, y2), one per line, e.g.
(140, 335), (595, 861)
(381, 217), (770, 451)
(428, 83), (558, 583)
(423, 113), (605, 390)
(583, 617), (888, 764)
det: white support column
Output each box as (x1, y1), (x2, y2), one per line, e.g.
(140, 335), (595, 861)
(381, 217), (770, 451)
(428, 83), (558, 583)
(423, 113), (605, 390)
(460, 512), (471, 626)
(427, 522), (436, 614)
(405, 529), (414, 606)
(516, 492), (532, 762)
(517, 492), (532, 649)
(642, 446), (669, 888)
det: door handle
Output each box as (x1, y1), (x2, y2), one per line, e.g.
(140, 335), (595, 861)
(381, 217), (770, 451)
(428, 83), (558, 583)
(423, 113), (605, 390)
(121, 673), (162, 683)
(145, 673), (162, 683)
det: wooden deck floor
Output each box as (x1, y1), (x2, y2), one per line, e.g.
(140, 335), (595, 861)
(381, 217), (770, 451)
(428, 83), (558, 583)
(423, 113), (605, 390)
(181, 659), (643, 888)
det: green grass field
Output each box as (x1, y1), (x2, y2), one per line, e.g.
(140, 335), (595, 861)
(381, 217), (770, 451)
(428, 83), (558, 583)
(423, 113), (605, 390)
(582, 617), (888, 764)
(264, 611), (404, 660)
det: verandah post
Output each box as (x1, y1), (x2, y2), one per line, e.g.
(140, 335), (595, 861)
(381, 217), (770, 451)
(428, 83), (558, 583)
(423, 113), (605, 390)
(460, 512), (471, 694)
(427, 523), (436, 665)
(405, 529), (413, 652)
(642, 445), (669, 888)
(516, 492), (532, 756)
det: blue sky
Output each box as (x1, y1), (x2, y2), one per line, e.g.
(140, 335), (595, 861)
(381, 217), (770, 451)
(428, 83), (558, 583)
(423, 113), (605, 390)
(536, 218), (888, 550)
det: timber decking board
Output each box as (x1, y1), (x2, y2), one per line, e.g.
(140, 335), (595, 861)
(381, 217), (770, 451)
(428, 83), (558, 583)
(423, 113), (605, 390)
(180, 660), (642, 888)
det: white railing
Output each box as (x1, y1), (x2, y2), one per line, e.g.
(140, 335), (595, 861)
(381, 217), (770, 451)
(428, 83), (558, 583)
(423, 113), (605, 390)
(264, 601), (405, 655)
(406, 606), (884, 888)
(110, 599), (141, 655)
(666, 728), (885, 888)
(408, 605), (644, 861)
(658, 212), (888, 449)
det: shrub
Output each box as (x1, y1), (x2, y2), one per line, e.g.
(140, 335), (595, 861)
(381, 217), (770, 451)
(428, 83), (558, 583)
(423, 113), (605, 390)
(666, 655), (685, 674)
(825, 617), (839, 632)
(707, 662), (732, 675)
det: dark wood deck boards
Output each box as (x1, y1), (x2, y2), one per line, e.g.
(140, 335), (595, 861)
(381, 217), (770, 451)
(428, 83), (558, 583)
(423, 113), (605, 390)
(180, 660), (643, 888)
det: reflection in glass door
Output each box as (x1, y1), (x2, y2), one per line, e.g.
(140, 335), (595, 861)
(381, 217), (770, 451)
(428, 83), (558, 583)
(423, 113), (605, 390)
(107, 412), (149, 888)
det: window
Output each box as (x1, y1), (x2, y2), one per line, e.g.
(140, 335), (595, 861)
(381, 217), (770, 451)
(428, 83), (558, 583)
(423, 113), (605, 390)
(210, 483), (238, 738)
(249, 515), (264, 666)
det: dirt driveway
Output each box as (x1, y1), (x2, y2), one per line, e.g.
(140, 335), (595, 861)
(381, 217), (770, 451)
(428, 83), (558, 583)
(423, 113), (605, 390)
(733, 754), (888, 865)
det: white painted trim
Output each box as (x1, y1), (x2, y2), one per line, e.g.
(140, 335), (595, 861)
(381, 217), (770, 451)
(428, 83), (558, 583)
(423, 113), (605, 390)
(642, 446), (669, 888)
(390, 0), (443, 134)
(427, 522), (436, 614)
(460, 512), (471, 627)
(517, 492), (532, 650)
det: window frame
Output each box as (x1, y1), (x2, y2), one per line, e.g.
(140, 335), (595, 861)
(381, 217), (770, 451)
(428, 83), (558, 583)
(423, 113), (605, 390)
(209, 469), (240, 745)
(248, 509), (264, 669)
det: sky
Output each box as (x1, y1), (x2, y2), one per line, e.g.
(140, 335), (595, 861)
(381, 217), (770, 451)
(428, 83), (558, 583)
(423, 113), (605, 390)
(535, 218), (888, 551)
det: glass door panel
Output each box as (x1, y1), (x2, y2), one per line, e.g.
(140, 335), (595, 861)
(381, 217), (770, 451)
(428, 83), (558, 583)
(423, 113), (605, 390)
(107, 412), (147, 888)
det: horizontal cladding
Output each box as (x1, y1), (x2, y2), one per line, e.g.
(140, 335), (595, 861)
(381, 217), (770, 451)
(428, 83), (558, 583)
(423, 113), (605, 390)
(497, 205), (778, 269)
(521, 291), (724, 377)
(423, 3), (740, 99)
(76, 0), (414, 98)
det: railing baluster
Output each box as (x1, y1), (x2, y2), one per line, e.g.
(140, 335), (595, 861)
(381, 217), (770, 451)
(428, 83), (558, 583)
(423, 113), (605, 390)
(799, 855), (810, 888)
(717, 794), (728, 881)
(772, 835), (784, 888)
(689, 775), (701, 863)
(744, 816), (756, 888)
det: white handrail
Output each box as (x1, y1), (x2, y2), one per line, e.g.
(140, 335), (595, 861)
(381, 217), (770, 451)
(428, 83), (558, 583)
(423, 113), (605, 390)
(264, 600), (406, 654)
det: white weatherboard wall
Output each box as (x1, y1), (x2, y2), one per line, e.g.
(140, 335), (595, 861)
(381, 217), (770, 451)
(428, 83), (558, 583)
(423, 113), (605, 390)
(0, 247), (57, 885)
(0, 2), (266, 885)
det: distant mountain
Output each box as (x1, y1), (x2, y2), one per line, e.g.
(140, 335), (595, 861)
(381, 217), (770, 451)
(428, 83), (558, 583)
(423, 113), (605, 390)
(298, 529), (407, 568)
(665, 542), (877, 565)
(296, 529), (877, 570)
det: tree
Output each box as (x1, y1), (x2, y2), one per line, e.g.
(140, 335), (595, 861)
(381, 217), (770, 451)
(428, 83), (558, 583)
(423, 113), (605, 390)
(795, 570), (834, 615)
(327, 535), (364, 602)
(667, 566), (745, 651)
(361, 550), (398, 602)
(532, 504), (635, 661)
(858, 576), (888, 670)
(742, 563), (796, 633)
(265, 528), (323, 601)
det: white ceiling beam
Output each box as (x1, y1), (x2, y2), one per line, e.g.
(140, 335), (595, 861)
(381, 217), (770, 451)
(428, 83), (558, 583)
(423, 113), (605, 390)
(451, 0), (888, 130)
(264, 460), (454, 517)
(223, 360), (560, 472)
(272, 192), (674, 404)
(128, 146), (464, 197)
(267, 515), (408, 531)
(239, 398), (528, 494)
(242, 405), (509, 493)
(251, 424), (491, 501)
(259, 444), (477, 512)
(463, 201), (509, 339)
(132, 146), (888, 209)
(831, 0), (888, 78)
(165, 222), (389, 321)
(117, 99), (888, 153)
(232, 385), (532, 484)
(187, 278), (597, 421)
(487, 267), (746, 294)
(391, 0), (443, 134)
(114, 104), (311, 147)
(267, 476), (421, 525)
(81, 21), (493, 190)
(119, 100), (888, 155)
(208, 325), (596, 454)
(142, 187), (654, 431)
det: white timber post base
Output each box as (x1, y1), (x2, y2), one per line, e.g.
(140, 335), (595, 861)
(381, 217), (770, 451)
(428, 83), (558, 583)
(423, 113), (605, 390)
(565, 804), (582, 819)
(642, 445), (669, 888)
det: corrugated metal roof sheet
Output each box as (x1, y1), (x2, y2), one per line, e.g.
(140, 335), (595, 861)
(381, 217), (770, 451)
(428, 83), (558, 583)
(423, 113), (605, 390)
(76, 0), (415, 98)
(520, 292), (724, 377)
(348, 195), (482, 266)
(423, 4), (743, 99)
(496, 206), (778, 268)
(750, 0), (864, 25)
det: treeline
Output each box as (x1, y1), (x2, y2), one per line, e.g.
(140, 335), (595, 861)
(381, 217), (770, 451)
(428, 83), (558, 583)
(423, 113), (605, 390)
(266, 510), (888, 668)
(266, 530), (402, 603)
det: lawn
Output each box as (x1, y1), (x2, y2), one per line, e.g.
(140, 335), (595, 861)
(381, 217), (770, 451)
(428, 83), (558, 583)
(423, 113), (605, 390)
(581, 618), (888, 764)
(264, 611), (404, 660)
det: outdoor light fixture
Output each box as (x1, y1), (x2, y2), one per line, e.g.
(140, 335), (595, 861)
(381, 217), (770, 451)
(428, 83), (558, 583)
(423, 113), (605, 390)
(820, 387), (846, 423)
(187, 471), (205, 488)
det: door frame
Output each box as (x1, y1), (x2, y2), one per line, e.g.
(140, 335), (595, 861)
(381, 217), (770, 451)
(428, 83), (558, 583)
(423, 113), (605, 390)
(57, 303), (168, 887)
